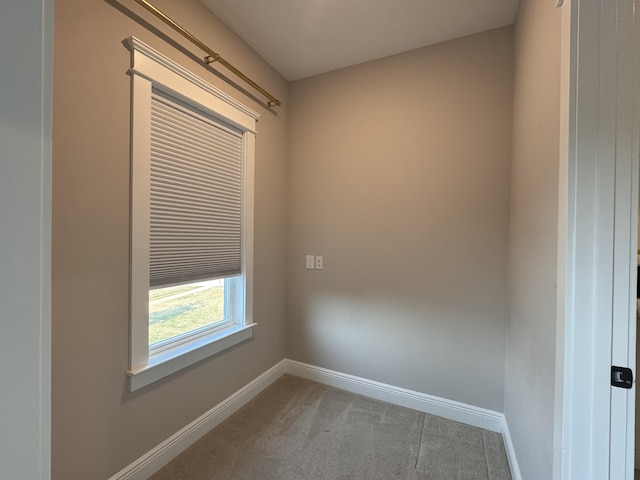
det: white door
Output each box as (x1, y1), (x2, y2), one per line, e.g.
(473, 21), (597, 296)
(0, 1), (53, 479)
(557, 1), (639, 479)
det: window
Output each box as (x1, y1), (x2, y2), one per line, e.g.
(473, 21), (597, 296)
(127, 37), (258, 391)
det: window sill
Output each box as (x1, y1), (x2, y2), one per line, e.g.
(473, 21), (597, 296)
(127, 323), (256, 391)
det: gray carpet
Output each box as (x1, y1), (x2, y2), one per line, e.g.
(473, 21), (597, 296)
(150, 375), (512, 480)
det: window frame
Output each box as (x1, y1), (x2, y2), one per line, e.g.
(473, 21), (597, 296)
(126, 37), (258, 391)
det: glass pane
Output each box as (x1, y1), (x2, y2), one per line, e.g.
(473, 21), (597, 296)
(149, 279), (226, 346)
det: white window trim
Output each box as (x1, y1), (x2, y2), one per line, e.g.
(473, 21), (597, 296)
(126, 37), (258, 391)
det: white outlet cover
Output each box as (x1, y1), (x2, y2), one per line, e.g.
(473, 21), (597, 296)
(306, 255), (315, 269)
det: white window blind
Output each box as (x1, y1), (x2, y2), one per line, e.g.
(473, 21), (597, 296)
(149, 88), (243, 288)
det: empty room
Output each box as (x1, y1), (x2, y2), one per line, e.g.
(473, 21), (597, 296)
(3, 0), (637, 479)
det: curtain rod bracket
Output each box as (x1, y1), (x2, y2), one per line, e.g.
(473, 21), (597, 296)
(132, 0), (281, 108)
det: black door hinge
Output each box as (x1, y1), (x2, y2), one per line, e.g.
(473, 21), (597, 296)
(611, 366), (634, 389)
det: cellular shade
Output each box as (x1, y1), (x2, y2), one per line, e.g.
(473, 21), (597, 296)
(149, 89), (243, 287)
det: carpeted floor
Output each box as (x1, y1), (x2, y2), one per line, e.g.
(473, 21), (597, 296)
(151, 375), (512, 480)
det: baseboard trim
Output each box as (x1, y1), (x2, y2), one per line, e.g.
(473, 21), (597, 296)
(108, 360), (287, 480)
(284, 359), (504, 432)
(500, 418), (523, 480)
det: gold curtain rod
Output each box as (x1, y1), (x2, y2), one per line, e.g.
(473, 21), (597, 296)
(133, 0), (282, 108)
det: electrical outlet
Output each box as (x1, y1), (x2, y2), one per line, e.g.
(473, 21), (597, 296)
(306, 255), (315, 270)
(315, 255), (323, 270)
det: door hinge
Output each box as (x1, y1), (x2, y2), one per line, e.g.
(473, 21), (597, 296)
(611, 366), (634, 389)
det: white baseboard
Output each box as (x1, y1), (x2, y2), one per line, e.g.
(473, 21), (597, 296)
(284, 359), (504, 432)
(108, 360), (287, 480)
(500, 418), (523, 480)
(110, 358), (522, 480)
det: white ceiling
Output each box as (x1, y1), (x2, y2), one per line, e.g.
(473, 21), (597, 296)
(200, 0), (521, 81)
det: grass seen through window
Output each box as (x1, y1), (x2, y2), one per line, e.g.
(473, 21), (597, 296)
(149, 279), (226, 346)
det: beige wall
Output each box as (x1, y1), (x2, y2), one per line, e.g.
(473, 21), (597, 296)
(52, 1), (288, 478)
(286, 27), (514, 411)
(504, 0), (561, 479)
